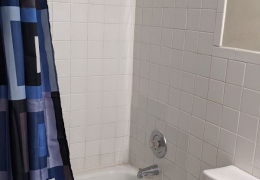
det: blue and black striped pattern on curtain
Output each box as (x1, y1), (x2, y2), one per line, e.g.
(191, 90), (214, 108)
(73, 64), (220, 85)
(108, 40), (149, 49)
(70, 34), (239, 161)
(0, 0), (74, 179)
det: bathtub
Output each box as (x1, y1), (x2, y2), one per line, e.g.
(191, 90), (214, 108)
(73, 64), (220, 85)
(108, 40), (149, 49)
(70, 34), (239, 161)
(74, 164), (138, 180)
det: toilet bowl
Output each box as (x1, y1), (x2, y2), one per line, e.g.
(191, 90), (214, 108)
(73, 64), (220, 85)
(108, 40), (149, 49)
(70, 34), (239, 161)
(203, 165), (259, 180)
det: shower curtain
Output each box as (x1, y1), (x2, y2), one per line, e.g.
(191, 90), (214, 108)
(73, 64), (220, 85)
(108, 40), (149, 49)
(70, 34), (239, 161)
(0, 0), (74, 180)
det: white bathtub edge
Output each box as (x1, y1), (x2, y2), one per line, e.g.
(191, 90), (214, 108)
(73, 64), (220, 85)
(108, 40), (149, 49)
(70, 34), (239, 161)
(74, 164), (138, 179)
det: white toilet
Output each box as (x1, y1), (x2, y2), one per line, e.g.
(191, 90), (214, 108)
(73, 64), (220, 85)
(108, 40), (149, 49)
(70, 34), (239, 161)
(203, 165), (259, 180)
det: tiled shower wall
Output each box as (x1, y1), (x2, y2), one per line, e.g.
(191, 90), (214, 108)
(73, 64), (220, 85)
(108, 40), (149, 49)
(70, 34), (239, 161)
(47, 0), (135, 172)
(130, 0), (260, 180)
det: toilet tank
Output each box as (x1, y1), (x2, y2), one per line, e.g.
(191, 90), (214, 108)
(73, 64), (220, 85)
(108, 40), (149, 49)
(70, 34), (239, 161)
(203, 166), (259, 180)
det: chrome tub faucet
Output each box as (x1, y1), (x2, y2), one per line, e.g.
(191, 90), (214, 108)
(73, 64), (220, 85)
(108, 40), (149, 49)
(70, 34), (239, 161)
(137, 165), (160, 179)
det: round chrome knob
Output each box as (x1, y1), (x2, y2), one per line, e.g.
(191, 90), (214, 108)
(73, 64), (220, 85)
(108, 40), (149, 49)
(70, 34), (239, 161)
(149, 129), (167, 158)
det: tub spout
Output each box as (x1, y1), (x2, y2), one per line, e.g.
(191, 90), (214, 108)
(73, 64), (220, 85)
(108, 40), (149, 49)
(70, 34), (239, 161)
(137, 165), (160, 179)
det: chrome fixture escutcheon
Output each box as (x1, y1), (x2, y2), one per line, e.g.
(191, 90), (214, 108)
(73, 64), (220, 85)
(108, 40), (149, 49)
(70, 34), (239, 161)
(149, 129), (167, 158)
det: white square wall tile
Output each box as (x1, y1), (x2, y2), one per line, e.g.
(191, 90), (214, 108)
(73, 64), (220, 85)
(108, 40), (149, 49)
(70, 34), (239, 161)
(177, 130), (189, 152)
(241, 88), (260, 117)
(135, 7), (143, 25)
(170, 68), (182, 90)
(172, 29), (186, 50)
(203, 122), (220, 147)
(150, 45), (161, 64)
(244, 64), (260, 91)
(200, 9), (216, 32)
(202, 0), (218, 9)
(223, 84), (242, 110)
(52, 2), (70, 22)
(147, 98), (157, 117)
(71, 3), (88, 22)
(192, 96), (207, 120)
(198, 32), (214, 55)
(217, 150), (233, 168)
(70, 111), (87, 128)
(88, 41), (103, 59)
(162, 8), (174, 28)
(235, 136), (255, 164)
(142, 8), (153, 26)
(105, 6), (120, 23)
(183, 52), (197, 73)
(206, 100), (222, 126)
(175, 165), (187, 180)
(141, 26), (152, 44)
(159, 66), (171, 85)
(139, 61), (149, 79)
(153, 0), (164, 7)
(208, 79), (225, 104)
(165, 143), (176, 163)
(71, 77), (87, 94)
(149, 63), (159, 82)
(166, 124), (178, 145)
(156, 120), (167, 137)
(71, 158), (85, 171)
(188, 0), (202, 8)
(167, 106), (180, 127)
(86, 125), (101, 141)
(52, 22), (70, 41)
(71, 60), (87, 77)
(101, 124), (116, 139)
(187, 155), (201, 179)
(194, 75), (209, 99)
(218, 129), (236, 156)
(190, 116), (205, 140)
(196, 54), (211, 78)
(180, 92), (193, 114)
(101, 138), (115, 154)
(187, 9), (201, 31)
(105, 24), (120, 41)
(161, 28), (173, 48)
(174, 8), (187, 29)
(88, 5), (105, 23)
(70, 126), (86, 143)
(148, 80), (159, 100)
(254, 144), (260, 169)
(70, 143), (85, 159)
(226, 60), (246, 86)
(158, 84), (169, 104)
(202, 143), (217, 167)
(238, 113), (259, 141)
(163, 0), (175, 7)
(176, 148), (188, 169)
(157, 102), (167, 121)
(163, 160), (175, 180)
(179, 111), (191, 133)
(234, 158), (253, 174)
(189, 135), (203, 160)
(175, 0), (188, 7)
(141, 43), (151, 61)
(71, 41), (87, 59)
(210, 57), (227, 82)
(160, 47), (172, 66)
(152, 8), (163, 26)
(181, 72), (195, 94)
(171, 49), (184, 70)
(185, 31), (199, 53)
(86, 141), (101, 156)
(88, 23), (104, 41)
(71, 94), (87, 111)
(221, 106), (239, 133)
